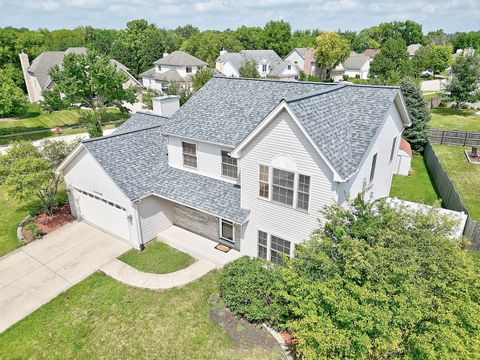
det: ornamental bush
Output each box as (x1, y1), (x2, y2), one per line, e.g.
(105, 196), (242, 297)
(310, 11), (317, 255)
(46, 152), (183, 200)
(220, 256), (287, 325)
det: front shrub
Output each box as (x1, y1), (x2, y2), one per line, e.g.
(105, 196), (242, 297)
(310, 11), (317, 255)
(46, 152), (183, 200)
(220, 256), (287, 325)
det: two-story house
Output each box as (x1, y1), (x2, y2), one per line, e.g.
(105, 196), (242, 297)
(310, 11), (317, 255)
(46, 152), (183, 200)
(58, 77), (411, 263)
(216, 50), (298, 80)
(140, 51), (208, 92)
(283, 48), (318, 76)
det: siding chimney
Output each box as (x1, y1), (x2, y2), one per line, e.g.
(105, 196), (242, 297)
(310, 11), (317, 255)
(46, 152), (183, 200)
(152, 95), (180, 117)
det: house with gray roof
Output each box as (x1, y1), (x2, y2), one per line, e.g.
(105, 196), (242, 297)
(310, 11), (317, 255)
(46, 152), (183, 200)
(19, 47), (140, 103)
(216, 49), (298, 80)
(284, 48), (318, 76)
(332, 52), (371, 81)
(58, 77), (411, 263)
(140, 51), (208, 92)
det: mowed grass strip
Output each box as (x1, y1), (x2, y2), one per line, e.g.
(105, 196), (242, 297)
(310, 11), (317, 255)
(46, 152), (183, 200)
(119, 241), (194, 274)
(0, 271), (282, 360)
(430, 108), (480, 132)
(433, 144), (480, 220)
(0, 193), (29, 257)
(390, 155), (440, 206)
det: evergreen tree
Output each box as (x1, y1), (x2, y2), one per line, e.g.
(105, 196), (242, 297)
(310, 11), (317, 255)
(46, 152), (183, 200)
(400, 78), (431, 153)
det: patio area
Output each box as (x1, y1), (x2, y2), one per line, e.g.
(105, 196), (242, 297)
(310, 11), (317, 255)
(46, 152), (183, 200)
(157, 225), (242, 268)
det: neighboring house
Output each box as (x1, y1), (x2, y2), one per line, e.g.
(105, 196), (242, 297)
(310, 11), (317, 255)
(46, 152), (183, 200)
(332, 52), (371, 81)
(216, 50), (298, 80)
(284, 48), (318, 76)
(394, 138), (412, 176)
(58, 77), (411, 264)
(453, 47), (475, 60)
(19, 47), (140, 104)
(363, 48), (380, 61)
(407, 44), (422, 58)
(140, 51), (208, 92)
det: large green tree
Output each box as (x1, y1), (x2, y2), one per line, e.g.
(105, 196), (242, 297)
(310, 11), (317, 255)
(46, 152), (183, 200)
(221, 193), (480, 359)
(447, 53), (480, 107)
(238, 58), (259, 78)
(413, 44), (452, 75)
(370, 38), (412, 83)
(314, 32), (350, 80)
(0, 140), (78, 215)
(0, 70), (28, 117)
(264, 20), (292, 57)
(191, 67), (214, 92)
(400, 78), (431, 152)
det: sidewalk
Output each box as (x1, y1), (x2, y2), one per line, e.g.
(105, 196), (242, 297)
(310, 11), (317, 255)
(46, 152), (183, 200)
(101, 258), (216, 290)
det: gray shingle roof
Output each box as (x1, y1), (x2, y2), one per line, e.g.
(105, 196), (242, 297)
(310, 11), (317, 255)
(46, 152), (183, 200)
(139, 67), (191, 82)
(82, 122), (248, 223)
(153, 51), (208, 66)
(342, 52), (370, 70)
(166, 77), (334, 146)
(112, 112), (171, 135)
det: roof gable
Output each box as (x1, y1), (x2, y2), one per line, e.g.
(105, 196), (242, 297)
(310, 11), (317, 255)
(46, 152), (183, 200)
(153, 51), (207, 66)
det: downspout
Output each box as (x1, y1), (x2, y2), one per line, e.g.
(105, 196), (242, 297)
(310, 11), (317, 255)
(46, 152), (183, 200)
(132, 200), (145, 250)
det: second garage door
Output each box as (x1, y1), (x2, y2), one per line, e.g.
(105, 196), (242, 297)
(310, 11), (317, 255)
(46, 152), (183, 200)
(75, 189), (130, 242)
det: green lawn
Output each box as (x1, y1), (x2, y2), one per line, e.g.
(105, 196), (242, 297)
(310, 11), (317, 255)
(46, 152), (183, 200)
(0, 123), (120, 146)
(422, 92), (443, 101)
(119, 241), (194, 274)
(390, 155), (440, 205)
(430, 108), (480, 132)
(0, 193), (29, 257)
(0, 104), (127, 136)
(0, 271), (282, 359)
(433, 145), (480, 220)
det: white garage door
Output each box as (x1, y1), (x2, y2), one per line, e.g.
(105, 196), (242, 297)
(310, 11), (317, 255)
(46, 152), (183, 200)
(75, 189), (130, 241)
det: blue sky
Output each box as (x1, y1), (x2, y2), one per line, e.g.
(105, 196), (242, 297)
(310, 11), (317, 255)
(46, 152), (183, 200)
(1, 0), (479, 33)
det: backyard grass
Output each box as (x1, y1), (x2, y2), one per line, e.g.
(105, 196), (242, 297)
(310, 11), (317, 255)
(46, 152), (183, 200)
(0, 104), (127, 136)
(433, 144), (480, 220)
(430, 107), (480, 132)
(390, 155), (440, 205)
(0, 271), (282, 359)
(119, 241), (194, 274)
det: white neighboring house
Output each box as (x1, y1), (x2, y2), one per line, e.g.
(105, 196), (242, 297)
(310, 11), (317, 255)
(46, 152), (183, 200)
(341, 52), (371, 80)
(407, 44), (422, 58)
(19, 47), (140, 104)
(394, 138), (413, 176)
(140, 51), (208, 92)
(216, 50), (298, 80)
(58, 77), (411, 263)
(284, 48), (318, 76)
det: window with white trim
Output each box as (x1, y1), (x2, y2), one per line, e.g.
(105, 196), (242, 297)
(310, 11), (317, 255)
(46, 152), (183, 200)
(186, 66), (192, 73)
(272, 168), (294, 206)
(259, 165), (269, 198)
(262, 64), (267, 72)
(221, 150), (238, 179)
(370, 153), (377, 183)
(390, 137), (397, 162)
(270, 235), (291, 264)
(182, 142), (197, 168)
(258, 231), (268, 259)
(297, 174), (310, 211)
(221, 219), (234, 243)
(287, 64), (292, 70)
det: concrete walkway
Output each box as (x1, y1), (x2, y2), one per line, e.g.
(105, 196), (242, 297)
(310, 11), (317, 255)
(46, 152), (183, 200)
(0, 222), (130, 333)
(101, 258), (216, 290)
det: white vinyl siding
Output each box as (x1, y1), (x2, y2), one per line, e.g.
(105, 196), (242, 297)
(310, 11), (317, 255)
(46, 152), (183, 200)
(138, 196), (173, 243)
(168, 136), (237, 183)
(338, 103), (404, 203)
(240, 108), (338, 258)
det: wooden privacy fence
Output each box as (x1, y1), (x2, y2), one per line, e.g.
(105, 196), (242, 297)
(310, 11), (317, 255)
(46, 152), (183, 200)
(429, 128), (480, 147)
(424, 142), (480, 251)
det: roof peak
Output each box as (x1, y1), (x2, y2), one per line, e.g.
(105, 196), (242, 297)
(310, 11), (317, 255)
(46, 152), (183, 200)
(285, 84), (347, 103)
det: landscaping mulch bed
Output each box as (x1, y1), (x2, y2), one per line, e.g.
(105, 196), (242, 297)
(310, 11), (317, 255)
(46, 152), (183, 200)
(22, 204), (75, 241)
(466, 150), (480, 164)
(209, 303), (281, 352)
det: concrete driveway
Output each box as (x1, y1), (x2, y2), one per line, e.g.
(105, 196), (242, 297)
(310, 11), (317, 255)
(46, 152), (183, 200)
(0, 221), (130, 333)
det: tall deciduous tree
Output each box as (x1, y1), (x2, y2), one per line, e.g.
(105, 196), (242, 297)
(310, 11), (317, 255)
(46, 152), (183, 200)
(0, 70), (28, 117)
(370, 38), (412, 83)
(413, 44), (452, 75)
(400, 77), (430, 152)
(264, 20), (292, 57)
(447, 54), (480, 107)
(314, 32), (350, 80)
